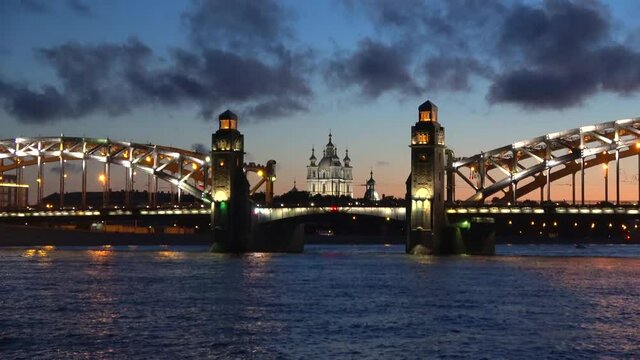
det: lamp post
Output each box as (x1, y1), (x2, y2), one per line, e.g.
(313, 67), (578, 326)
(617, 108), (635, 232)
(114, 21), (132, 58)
(637, 142), (640, 204)
(603, 164), (609, 203)
(99, 174), (107, 208)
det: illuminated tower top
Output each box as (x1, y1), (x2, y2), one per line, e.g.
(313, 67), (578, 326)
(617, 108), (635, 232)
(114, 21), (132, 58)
(418, 100), (438, 122)
(218, 109), (238, 130)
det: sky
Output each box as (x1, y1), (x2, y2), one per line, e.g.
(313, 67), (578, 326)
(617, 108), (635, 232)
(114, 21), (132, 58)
(1, 0), (639, 201)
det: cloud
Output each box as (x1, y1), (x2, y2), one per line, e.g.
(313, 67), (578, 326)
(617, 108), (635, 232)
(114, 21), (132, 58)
(0, 0), (313, 124)
(49, 163), (82, 174)
(0, 41), (313, 123)
(184, 0), (291, 53)
(66, 0), (91, 16)
(338, 0), (640, 110)
(424, 56), (494, 92)
(325, 39), (420, 98)
(191, 143), (208, 154)
(488, 1), (640, 108)
(376, 161), (390, 166)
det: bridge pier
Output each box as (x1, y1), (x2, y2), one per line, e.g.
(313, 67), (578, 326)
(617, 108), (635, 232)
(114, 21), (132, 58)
(406, 101), (447, 255)
(210, 110), (252, 252)
(407, 101), (494, 255)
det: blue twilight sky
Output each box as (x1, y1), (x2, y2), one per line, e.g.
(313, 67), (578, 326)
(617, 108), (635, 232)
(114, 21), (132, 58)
(1, 0), (639, 199)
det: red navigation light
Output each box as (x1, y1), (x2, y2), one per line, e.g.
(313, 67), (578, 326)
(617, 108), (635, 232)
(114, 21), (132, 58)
(330, 205), (339, 212)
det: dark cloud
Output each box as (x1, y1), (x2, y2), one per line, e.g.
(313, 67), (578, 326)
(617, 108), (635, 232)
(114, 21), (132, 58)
(498, 1), (609, 66)
(191, 143), (208, 154)
(0, 0), (313, 124)
(424, 56), (494, 92)
(49, 163), (82, 174)
(0, 39), (312, 123)
(338, 0), (640, 110)
(183, 0), (291, 54)
(326, 39), (420, 98)
(66, 0), (91, 16)
(341, 0), (427, 31)
(487, 69), (597, 109)
(488, 1), (640, 108)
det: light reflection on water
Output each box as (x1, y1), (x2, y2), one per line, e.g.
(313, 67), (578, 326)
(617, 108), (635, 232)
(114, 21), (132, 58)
(0, 244), (639, 358)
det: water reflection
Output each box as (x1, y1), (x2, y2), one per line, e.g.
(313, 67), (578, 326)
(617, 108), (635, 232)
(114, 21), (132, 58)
(155, 250), (185, 260)
(87, 249), (114, 261)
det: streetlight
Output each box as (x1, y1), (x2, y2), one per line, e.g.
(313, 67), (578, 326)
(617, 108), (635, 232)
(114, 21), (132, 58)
(637, 141), (640, 204)
(99, 174), (107, 207)
(603, 164), (608, 203)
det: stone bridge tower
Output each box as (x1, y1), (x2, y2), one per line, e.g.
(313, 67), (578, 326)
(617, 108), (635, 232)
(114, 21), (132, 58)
(210, 110), (251, 252)
(406, 100), (446, 254)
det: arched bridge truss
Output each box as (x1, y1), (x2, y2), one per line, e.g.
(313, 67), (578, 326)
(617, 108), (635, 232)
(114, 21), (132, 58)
(450, 118), (640, 204)
(0, 137), (275, 208)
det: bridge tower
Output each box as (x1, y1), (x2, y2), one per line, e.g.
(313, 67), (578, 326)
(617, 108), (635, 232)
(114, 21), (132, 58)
(406, 100), (446, 254)
(210, 110), (251, 252)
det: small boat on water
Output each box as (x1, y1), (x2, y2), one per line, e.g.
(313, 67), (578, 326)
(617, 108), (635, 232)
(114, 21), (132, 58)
(575, 244), (587, 249)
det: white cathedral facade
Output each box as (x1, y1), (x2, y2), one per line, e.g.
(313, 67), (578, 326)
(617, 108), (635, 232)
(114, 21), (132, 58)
(306, 133), (353, 197)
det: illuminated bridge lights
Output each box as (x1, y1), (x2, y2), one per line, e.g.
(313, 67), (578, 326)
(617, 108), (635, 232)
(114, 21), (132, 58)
(0, 205), (637, 220)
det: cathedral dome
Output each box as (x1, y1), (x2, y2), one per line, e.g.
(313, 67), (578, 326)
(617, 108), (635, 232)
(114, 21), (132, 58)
(318, 156), (341, 170)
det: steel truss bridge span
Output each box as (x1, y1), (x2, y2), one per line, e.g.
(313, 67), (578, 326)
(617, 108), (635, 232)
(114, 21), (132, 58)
(0, 137), (275, 208)
(451, 118), (640, 204)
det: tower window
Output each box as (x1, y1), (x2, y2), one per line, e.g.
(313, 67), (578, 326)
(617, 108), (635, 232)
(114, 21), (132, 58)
(419, 111), (437, 122)
(416, 132), (429, 144)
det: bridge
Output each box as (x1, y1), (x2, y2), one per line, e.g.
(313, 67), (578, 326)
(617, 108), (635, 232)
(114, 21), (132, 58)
(0, 137), (275, 208)
(1, 102), (639, 254)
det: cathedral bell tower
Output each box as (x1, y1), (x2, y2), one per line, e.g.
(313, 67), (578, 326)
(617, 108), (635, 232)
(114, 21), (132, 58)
(211, 110), (251, 252)
(406, 100), (446, 254)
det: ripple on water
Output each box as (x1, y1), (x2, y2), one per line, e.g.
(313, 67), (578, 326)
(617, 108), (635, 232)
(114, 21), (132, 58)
(0, 244), (639, 358)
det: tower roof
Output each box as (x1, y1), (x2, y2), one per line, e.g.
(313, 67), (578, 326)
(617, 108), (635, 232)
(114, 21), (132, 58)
(367, 170), (376, 185)
(218, 109), (238, 121)
(418, 100), (437, 112)
(326, 132), (334, 147)
(343, 148), (350, 162)
(309, 147), (317, 161)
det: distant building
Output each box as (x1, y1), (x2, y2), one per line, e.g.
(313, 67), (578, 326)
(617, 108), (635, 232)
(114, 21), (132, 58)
(0, 174), (29, 209)
(363, 170), (380, 202)
(306, 133), (353, 197)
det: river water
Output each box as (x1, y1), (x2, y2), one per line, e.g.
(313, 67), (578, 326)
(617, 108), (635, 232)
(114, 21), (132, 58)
(1, 244), (639, 359)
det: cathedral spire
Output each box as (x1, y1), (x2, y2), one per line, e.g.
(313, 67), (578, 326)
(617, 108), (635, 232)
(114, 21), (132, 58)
(309, 146), (317, 165)
(343, 148), (351, 167)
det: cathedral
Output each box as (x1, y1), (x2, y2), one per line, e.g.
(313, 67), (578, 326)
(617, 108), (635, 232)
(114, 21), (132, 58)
(306, 133), (353, 197)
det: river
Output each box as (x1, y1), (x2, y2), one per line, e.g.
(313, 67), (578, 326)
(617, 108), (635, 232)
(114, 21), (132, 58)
(1, 244), (639, 358)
